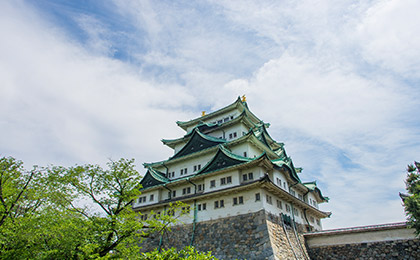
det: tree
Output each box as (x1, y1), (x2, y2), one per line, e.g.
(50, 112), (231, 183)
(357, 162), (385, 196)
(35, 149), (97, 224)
(403, 161), (420, 236)
(140, 246), (218, 260)
(0, 156), (214, 259)
(48, 158), (180, 258)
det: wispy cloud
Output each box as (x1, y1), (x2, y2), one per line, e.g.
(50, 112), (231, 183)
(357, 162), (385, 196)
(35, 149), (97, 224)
(1, 0), (419, 229)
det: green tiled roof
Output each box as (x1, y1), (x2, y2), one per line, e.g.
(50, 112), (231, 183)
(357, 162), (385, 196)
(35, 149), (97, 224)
(140, 167), (169, 189)
(198, 145), (252, 175)
(303, 181), (329, 202)
(170, 129), (226, 160)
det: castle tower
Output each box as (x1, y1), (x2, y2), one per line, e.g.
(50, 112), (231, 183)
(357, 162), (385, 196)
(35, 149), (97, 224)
(135, 97), (331, 259)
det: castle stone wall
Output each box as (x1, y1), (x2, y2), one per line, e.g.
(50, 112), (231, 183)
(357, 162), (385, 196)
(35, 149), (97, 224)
(305, 223), (420, 260)
(140, 210), (308, 260)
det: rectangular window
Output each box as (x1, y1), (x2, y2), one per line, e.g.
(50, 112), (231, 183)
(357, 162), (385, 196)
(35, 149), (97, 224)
(202, 203), (206, 210)
(276, 178), (281, 186)
(194, 165), (197, 171)
(214, 201), (219, 209)
(229, 133), (233, 139)
(286, 204), (291, 212)
(242, 174), (248, 182)
(149, 194), (154, 201)
(290, 190), (296, 196)
(266, 195), (272, 204)
(184, 168), (188, 174)
(168, 191), (171, 198)
(198, 204), (201, 211)
(198, 164), (201, 170)
(298, 194), (303, 200)
(239, 196), (243, 204)
(220, 200), (224, 208)
(248, 172), (253, 180)
(224, 117), (229, 122)
(244, 151), (247, 157)
(210, 180), (216, 188)
(233, 132), (237, 138)
(198, 184), (204, 191)
(172, 191), (176, 198)
(182, 187), (191, 195)
(221, 177), (226, 185)
(233, 197), (238, 205)
(276, 199), (282, 209)
(180, 169), (184, 175)
(283, 182), (287, 189)
(227, 176), (232, 183)
(255, 193), (261, 201)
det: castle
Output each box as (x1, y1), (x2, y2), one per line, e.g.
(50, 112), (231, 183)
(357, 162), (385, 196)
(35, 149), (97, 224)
(134, 97), (331, 259)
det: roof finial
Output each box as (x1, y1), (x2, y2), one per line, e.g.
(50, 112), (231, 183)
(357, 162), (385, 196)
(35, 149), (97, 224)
(202, 111), (206, 117)
(241, 95), (246, 102)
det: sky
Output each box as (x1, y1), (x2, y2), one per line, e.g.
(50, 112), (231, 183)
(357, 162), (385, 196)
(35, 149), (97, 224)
(1, 0), (420, 229)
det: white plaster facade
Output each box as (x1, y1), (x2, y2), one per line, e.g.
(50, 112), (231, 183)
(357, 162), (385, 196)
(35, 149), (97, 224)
(134, 97), (330, 231)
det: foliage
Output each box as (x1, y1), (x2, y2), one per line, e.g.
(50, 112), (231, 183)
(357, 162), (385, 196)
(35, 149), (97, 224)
(403, 161), (420, 236)
(0, 156), (207, 259)
(140, 246), (218, 260)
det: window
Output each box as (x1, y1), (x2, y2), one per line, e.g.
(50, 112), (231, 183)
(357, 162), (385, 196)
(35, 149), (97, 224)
(290, 190), (296, 196)
(233, 196), (243, 205)
(168, 191), (171, 198)
(316, 219), (321, 226)
(248, 172), (253, 180)
(218, 120), (223, 124)
(230, 116), (234, 119)
(182, 187), (191, 195)
(182, 206), (190, 213)
(184, 168), (188, 174)
(194, 165), (197, 171)
(180, 169), (184, 175)
(286, 204), (291, 212)
(198, 203), (207, 211)
(138, 196), (146, 203)
(229, 133), (233, 139)
(224, 117), (229, 122)
(149, 194), (154, 201)
(276, 199), (282, 209)
(255, 193), (261, 201)
(283, 182), (287, 189)
(244, 151), (247, 157)
(233, 132), (237, 138)
(214, 200), (224, 208)
(221, 176), (232, 185)
(198, 184), (205, 191)
(266, 195), (272, 205)
(298, 194), (303, 200)
(276, 178), (281, 186)
(210, 180), (216, 188)
(242, 174), (248, 182)
(193, 164), (201, 172)
(172, 190), (176, 198)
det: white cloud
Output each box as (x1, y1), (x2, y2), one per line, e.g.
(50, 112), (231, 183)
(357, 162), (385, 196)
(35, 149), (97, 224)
(1, 0), (419, 230)
(356, 0), (420, 79)
(0, 1), (193, 168)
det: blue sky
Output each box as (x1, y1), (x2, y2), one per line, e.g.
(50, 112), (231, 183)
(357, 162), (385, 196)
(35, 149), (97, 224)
(1, 0), (420, 229)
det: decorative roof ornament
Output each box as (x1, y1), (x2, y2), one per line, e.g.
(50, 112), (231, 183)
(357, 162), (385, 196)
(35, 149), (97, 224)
(202, 111), (206, 117)
(241, 95), (246, 102)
